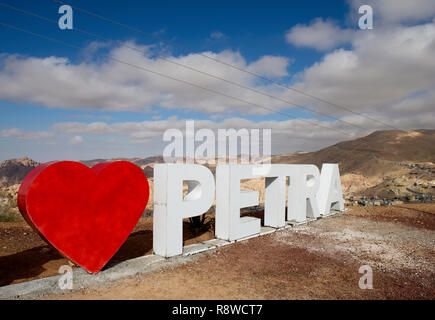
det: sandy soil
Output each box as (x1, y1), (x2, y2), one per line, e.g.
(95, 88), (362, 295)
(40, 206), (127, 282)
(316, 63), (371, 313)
(38, 204), (435, 300)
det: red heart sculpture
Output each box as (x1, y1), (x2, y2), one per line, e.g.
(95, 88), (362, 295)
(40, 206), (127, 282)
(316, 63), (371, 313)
(17, 161), (149, 273)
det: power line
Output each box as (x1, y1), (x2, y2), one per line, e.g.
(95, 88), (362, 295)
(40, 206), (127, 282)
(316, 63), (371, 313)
(0, 21), (355, 137)
(0, 2), (370, 132)
(51, 0), (401, 131)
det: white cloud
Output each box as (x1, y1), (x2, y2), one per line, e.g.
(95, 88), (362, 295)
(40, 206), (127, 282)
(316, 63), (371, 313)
(349, 0), (435, 25)
(50, 117), (367, 153)
(285, 18), (354, 51)
(4, 109), (434, 158)
(291, 22), (435, 120)
(0, 44), (291, 115)
(248, 56), (290, 78)
(282, 2), (435, 128)
(0, 128), (55, 139)
(69, 135), (83, 144)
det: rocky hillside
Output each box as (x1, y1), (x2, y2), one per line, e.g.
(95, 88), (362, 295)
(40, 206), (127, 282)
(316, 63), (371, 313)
(0, 157), (40, 188)
(272, 129), (435, 172)
(272, 129), (435, 198)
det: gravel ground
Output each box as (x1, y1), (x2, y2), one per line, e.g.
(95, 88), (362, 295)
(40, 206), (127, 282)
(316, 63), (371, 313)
(41, 204), (435, 300)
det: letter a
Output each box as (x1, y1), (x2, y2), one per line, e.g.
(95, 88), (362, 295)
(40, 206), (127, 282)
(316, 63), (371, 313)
(58, 5), (73, 30)
(358, 5), (373, 30)
(316, 164), (344, 216)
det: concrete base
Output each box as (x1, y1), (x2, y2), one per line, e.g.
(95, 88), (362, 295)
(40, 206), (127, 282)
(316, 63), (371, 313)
(321, 212), (336, 218)
(286, 217), (317, 226)
(286, 220), (306, 226)
(202, 238), (232, 248)
(183, 243), (211, 256)
(322, 209), (345, 217)
(260, 226), (276, 235)
(236, 233), (260, 242)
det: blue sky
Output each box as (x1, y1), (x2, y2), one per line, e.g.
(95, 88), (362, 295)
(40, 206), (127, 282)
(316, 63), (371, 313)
(0, 1), (348, 65)
(0, 0), (434, 161)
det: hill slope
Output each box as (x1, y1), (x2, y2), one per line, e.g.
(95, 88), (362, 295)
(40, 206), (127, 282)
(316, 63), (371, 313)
(273, 129), (435, 172)
(273, 129), (435, 197)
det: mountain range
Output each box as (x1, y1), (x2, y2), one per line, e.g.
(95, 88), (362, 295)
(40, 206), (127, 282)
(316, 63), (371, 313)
(0, 129), (434, 200)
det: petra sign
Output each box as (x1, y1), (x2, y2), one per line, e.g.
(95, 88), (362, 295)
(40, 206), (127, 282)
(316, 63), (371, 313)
(153, 163), (344, 257)
(18, 161), (344, 273)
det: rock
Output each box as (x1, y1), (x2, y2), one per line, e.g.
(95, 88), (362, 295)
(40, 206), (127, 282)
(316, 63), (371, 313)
(0, 157), (40, 187)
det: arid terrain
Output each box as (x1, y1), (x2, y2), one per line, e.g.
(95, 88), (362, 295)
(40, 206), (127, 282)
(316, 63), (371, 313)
(42, 204), (434, 300)
(0, 204), (434, 299)
(272, 129), (435, 203)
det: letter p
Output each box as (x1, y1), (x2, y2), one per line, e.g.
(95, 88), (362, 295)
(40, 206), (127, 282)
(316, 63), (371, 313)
(153, 164), (215, 257)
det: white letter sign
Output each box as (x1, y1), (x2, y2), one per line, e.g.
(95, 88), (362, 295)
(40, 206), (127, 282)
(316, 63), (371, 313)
(153, 164), (215, 257)
(316, 163), (344, 216)
(153, 163), (345, 258)
(215, 165), (262, 241)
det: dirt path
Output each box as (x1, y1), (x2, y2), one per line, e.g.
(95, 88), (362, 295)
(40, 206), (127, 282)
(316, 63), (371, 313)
(43, 204), (435, 300)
